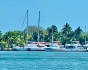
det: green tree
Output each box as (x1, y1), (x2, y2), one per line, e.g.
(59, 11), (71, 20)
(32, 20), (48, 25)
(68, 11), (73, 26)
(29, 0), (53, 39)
(61, 23), (73, 44)
(0, 31), (2, 41)
(62, 23), (72, 36)
(3, 31), (21, 47)
(0, 31), (4, 48)
(45, 25), (59, 42)
(46, 27), (52, 42)
(24, 25), (46, 42)
(33, 32), (38, 42)
(74, 26), (83, 41)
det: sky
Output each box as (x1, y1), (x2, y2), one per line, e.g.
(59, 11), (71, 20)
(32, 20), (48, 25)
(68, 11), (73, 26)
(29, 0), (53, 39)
(0, 0), (88, 34)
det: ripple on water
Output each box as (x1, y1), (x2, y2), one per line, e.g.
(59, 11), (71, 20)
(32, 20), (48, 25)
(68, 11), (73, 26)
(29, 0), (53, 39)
(0, 51), (88, 70)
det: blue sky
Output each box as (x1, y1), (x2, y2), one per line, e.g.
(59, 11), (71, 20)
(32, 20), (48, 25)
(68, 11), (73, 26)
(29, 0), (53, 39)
(0, 0), (88, 34)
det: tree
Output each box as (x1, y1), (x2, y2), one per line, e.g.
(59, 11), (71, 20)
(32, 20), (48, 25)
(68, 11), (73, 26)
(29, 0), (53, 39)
(61, 23), (73, 44)
(24, 25), (46, 42)
(24, 25), (45, 35)
(44, 35), (49, 42)
(0, 31), (4, 48)
(45, 25), (59, 42)
(0, 31), (2, 41)
(74, 26), (83, 41)
(3, 31), (21, 47)
(62, 23), (72, 36)
(33, 32), (38, 42)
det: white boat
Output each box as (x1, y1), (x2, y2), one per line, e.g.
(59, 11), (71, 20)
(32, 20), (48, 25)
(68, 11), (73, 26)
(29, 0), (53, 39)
(45, 25), (63, 51)
(44, 43), (61, 51)
(64, 41), (88, 52)
(13, 43), (46, 51)
(27, 11), (46, 51)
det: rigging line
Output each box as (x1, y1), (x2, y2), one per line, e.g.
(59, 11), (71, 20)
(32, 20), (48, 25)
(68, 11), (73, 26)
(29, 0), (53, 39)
(19, 11), (27, 38)
(16, 11), (27, 41)
(21, 12), (27, 31)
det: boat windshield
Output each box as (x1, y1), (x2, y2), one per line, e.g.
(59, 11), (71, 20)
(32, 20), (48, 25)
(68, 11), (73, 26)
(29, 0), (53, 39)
(36, 44), (45, 47)
(50, 43), (58, 47)
(65, 46), (75, 49)
(71, 41), (79, 44)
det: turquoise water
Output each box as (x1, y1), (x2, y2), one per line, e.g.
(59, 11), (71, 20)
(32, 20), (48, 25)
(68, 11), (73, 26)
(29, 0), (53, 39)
(0, 51), (88, 70)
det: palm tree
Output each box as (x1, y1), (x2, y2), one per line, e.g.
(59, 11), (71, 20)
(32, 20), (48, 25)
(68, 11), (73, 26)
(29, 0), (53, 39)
(61, 23), (73, 44)
(0, 31), (2, 42)
(74, 26), (83, 41)
(62, 23), (72, 36)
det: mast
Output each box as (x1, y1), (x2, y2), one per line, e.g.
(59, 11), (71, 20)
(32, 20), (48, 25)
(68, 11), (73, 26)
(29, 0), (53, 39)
(26, 10), (28, 44)
(52, 26), (53, 43)
(38, 11), (40, 44)
(85, 25), (86, 44)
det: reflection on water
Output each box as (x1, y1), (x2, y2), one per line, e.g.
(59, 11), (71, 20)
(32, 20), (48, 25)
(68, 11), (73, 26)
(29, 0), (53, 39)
(0, 51), (88, 70)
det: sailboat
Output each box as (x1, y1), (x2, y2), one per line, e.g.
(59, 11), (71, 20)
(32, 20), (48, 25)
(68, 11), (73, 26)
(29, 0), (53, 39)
(83, 25), (88, 49)
(27, 11), (47, 51)
(13, 10), (29, 51)
(44, 26), (62, 51)
(13, 10), (47, 51)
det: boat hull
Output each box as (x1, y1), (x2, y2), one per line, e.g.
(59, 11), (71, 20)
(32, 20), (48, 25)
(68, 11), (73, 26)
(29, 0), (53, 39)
(28, 47), (45, 51)
(13, 47), (28, 51)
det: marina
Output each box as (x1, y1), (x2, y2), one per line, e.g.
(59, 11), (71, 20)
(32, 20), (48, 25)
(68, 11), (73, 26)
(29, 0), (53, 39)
(12, 10), (88, 52)
(1, 0), (88, 70)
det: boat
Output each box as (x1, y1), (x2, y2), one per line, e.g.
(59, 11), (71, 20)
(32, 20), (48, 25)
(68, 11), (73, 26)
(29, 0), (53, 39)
(44, 42), (61, 51)
(27, 11), (47, 51)
(63, 41), (88, 52)
(45, 25), (62, 51)
(82, 26), (88, 49)
(27, 43), (46, 51)
(13, 10), (47, 51)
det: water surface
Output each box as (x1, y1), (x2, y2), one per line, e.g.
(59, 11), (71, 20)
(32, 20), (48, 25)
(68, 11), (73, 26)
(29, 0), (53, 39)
(0, 51), (88, 70)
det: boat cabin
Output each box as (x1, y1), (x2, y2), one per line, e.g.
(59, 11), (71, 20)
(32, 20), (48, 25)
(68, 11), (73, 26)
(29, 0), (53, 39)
(65, 41), (82, 49)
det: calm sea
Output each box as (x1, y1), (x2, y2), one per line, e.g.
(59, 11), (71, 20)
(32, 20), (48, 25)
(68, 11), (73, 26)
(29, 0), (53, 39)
(0, 51), (88, 70)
